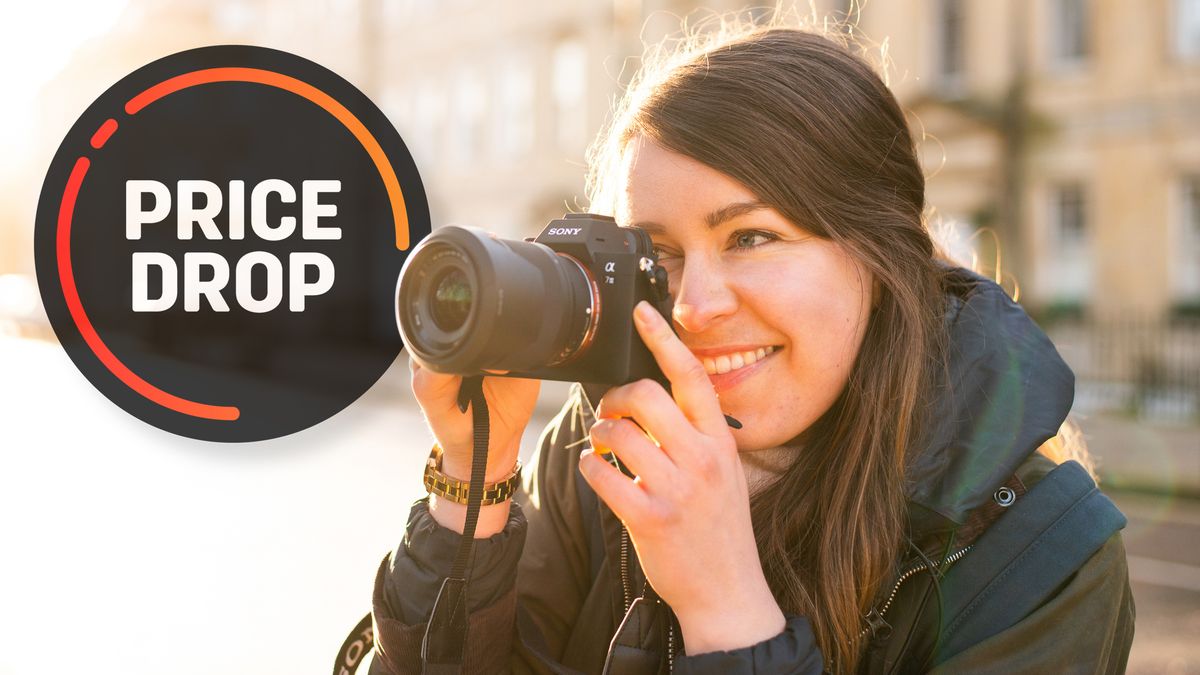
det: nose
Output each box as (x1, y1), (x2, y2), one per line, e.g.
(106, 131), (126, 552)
(669, 257), (738, 334)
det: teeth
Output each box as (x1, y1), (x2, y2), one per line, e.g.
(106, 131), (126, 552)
(700, 346), (776, 375)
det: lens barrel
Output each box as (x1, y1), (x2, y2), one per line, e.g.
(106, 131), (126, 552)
(396, 226), (598, 374)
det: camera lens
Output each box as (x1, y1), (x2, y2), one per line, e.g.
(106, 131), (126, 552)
(396, 226), (599, 375)
(430, 268), (472, 331)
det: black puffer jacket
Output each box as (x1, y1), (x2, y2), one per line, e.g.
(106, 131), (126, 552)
(369, 268), (1135, 674)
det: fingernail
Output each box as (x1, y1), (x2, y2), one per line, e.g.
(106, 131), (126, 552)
(634, 301), (656, 323)
(578, 449), (594, 475)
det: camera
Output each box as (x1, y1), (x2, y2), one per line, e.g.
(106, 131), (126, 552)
(395, 214), (673, 385)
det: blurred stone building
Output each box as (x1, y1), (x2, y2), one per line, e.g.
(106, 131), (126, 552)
(860, 0), (1200, 320)
(17, 0), (1200, 322)
(258, 0), (1199, 319)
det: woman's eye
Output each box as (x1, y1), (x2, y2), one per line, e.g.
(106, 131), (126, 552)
(732, 230), (777, 249)
(652, 245), (678, 260)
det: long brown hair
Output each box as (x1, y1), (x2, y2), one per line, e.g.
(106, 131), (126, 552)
(587, 18), (949, 673)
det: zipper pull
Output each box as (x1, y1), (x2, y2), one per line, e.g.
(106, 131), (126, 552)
(864, 607), (893, 642)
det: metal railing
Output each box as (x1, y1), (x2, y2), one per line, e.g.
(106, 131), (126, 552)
(1046, 314), (1200, 424)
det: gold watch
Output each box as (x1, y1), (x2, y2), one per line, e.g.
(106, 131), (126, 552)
(423, 444), (521, 506)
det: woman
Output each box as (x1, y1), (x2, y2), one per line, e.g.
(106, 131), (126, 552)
(370, 23), (1135, 675)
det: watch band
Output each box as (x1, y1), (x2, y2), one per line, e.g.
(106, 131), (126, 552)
(423, 444), (522, 506)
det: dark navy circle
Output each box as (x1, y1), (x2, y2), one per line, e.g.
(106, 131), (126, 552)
(34, 45), (431, 443)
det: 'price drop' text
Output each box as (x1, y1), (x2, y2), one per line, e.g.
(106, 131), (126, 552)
(127, 179), (341, 313)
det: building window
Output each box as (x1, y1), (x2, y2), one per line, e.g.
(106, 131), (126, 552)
(412, 81), (445, 165)
(492, 56), (534, 160)
(936, 0), (965, 91)
(552, 40), (587, 152)
(1185, 177), (1200, 237)
(1175, 0), (1200, 60)
(1042, 183), (1092, 301)
(448, 69), (486, 165)
(1053, 184), (1087, 247)
(1050, 0), (1090, 68)
(1173, 175), (1200, 300)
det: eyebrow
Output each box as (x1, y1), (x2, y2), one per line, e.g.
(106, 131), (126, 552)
(632, 200), (770, 234)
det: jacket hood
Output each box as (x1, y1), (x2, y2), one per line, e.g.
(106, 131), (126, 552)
(906, 267), (1075, 533)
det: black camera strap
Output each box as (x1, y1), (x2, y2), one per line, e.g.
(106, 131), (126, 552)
(331, 376), (490, 675)
(420, 375), (490, 674)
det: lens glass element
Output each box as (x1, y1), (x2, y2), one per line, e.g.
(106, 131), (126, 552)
(429, 267), (472, 331)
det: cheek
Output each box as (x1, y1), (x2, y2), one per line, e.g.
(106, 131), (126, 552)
(751, 250), (871, 367)
(743, 250), (871, 435)
(796, 279), (870, 373)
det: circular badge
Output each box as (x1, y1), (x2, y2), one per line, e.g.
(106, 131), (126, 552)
(34, 45), (430, 442)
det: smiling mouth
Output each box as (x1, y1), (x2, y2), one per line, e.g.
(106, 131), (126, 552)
(696, 345), (779, 376)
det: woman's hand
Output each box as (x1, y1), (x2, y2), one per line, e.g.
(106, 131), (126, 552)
(410, 356), (539, 536)
(579, 301), (786, 655)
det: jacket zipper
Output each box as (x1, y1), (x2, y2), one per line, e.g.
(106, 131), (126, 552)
(858, 545), (974, 642)
(620, 525), (632, 612)
(667, 618), (675, 673)
(594, 398), (674, 671)
(619, 524), (675, 672)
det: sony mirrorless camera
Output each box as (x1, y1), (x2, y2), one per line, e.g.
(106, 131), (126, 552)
(395, 214), (674, 385)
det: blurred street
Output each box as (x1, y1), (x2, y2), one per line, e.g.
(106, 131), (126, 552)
(1, 333), (1197, 673)
(1113, 491), (1200, 674)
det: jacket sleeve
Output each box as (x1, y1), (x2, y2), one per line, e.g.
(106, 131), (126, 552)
(672, 616), (825, 675)
(369, 498), (528, 675)
(370, 394), (596, 675)
(927, 531), (1136, 675)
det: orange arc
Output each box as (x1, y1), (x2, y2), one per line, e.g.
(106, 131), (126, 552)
(125, 66), (410, 250)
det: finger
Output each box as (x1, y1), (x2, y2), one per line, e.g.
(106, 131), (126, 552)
(590, 418), (675, 483)
(578, 449), (651, 524)
(594, 379), (694, 457)
(632, 301), (726, 436)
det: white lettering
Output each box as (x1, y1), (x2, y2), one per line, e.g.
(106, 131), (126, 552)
(289, 252), (335, 311)
(131, 252), (177, 312)
(125, 179), (344, 242)
(250, 179), (297, 241)
(184, 252), (231, 312)
(125, 181), (171, 240)
(124, 179), (344, 312)
(302, 180), (342, 240)
(176, 180), (224, 240)
(228, 180), (245, 240)
(235, 251), (283, 313)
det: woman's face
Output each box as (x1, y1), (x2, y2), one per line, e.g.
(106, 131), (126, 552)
(616, 136), (874, 451)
